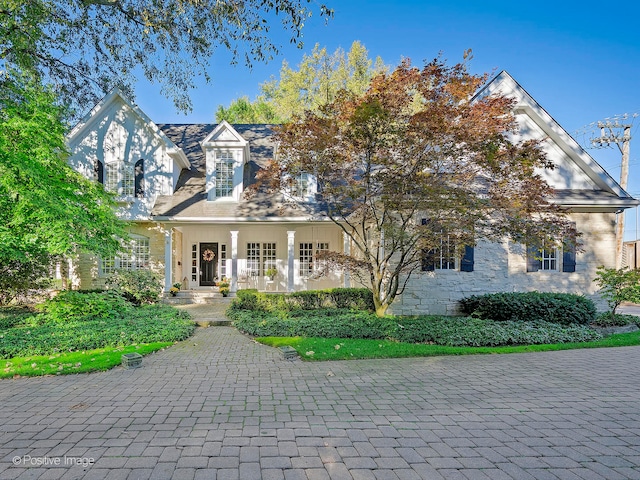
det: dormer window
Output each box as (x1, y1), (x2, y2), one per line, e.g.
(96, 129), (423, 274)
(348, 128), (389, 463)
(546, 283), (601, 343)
(202, 121), (249, 202)
(286, 172), (317, 202)
(215, 151), (235, 198)
(292, 173), (311, 198)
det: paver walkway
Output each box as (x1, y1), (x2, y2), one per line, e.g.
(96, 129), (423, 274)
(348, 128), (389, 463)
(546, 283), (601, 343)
(1, 304), (640, 479)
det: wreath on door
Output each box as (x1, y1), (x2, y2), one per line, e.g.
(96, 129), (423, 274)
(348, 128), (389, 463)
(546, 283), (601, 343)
(202, 249), (215, 262)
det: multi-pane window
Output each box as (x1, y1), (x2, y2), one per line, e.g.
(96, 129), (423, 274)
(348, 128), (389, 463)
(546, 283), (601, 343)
(289, 172), (316, 200)
(263, 243), (276, 274)
(315, 242), (329, 275)
(191, 244), (197, 283)
(219, 244), (227, 278)
(527, 240), (570, 273)
(215, 151), (234, 198)
(299, 242), (314, 277)
(541, 246), (558, 271)
(299, 242), (329, 277)
(101, 257), (116, 276)
(247, 242), (261, 276)
(246, 242), (277, 276)
(121, 237), (150, 270)
(101, 235), (150, 275)
(104, 161), (135, 197)
(105, 162), (120, 193)
(422, 231), (457, 271)
(292, 173), (310, 198)
(122, 165), (134, 197)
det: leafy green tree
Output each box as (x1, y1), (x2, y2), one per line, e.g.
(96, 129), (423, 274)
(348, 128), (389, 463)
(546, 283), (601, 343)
(216, 41), (387, 123)
(0, 0), (333, 113)
(215, 96), (282, 124)
(269, 56), (578, 316)
(594, 266), (640, 317)
(0, 73), (126, 303)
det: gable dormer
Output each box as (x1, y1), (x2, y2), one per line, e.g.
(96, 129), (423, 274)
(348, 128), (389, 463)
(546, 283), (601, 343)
(201, 121), (250, 201)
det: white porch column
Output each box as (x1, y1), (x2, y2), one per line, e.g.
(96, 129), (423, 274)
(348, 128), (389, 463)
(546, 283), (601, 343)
(287, 231), (296, 292)
(230, 231), (239, 292)
(343, 231), (351, 288)
(164, 229), (173, 292)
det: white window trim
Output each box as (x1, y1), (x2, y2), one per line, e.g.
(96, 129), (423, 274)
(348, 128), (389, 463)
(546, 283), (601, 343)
(104, 160), (135, 198)
(430, 232), (458, 271)
(299, 242), (329, 278)
(100, 235), (150, 276)
(540, 246), (559, 271)
(207, 149), (242, 202)
(284, 172), (317, 203)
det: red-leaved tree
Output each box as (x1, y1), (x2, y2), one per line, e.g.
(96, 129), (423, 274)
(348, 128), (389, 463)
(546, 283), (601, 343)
(262, 55), (578, 316)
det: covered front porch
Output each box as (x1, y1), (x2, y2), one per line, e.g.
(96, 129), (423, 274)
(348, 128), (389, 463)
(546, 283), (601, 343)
(161, 222), (350, 294)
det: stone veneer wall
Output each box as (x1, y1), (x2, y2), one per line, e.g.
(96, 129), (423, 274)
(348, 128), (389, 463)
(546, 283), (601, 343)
(389, 212), (616, 316)
(73, 222), (167, 290)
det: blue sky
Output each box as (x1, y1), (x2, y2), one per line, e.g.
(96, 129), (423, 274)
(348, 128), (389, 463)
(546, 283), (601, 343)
(135, 0), (640, 239)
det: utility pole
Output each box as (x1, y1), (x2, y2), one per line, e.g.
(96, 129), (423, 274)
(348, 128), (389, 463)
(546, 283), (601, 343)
(591, 119), (632, 268)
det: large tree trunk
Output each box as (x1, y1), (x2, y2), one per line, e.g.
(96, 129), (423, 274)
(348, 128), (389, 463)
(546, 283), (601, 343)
(372, 289), (390, 317)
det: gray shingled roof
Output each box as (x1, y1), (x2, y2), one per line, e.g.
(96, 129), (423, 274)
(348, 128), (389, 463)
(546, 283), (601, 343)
(152, 124), (326, 220)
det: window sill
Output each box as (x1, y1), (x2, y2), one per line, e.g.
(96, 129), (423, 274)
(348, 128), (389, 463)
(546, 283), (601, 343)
(206, 197), (238, 203)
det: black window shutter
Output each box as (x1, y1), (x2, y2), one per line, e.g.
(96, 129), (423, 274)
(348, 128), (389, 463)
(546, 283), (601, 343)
(562, 226), (577, 272)
(135, 159), (144, 198)
(460, 245), (474, 272)
(94, 159), (104, 184)
(562, 248), (576, 273)
(526, 244), (541, 272)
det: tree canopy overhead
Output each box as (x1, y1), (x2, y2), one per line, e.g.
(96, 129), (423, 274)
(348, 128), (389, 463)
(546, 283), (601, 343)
(0, 72), (127, 302)
(270, 55), (578, 316)
(0, 0), (333, 113)
(216, 40), (387, 123)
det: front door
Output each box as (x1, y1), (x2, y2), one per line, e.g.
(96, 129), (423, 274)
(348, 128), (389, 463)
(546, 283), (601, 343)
(200, 243), (218, 286)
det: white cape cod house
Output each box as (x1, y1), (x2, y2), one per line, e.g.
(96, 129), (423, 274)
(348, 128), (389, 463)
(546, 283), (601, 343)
(66, 71), (638, 314)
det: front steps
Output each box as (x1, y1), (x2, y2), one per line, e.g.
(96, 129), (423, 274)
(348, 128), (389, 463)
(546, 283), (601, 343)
(164, 292), (234, 327)
(163, 290), (230, 305)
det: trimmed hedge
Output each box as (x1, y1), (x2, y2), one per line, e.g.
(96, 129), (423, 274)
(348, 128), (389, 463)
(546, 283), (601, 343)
(230, 288), (375, 313)
(458, 292), (596, 325)
(228, 308), (602, 347)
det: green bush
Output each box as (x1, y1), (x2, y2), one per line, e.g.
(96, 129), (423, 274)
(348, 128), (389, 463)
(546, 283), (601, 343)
(36, 290), (133, 323)
(228, 308), (602, 347)
(105, 269), (163, 305)
(592, 312), (640, 327)
(458, 292), (596, 325)
(0, 303), (194, 358)
(594, 267), (640, 315)
(229, 288), (374, 313)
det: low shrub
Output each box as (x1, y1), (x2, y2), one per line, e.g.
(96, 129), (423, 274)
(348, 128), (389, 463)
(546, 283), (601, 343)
(228, 308), (602, 347)
(229, 288), (374, 313)
(0, 303), (194, 358)
(36, 290), (133, 323)
(0, 306), (35, 329)
(105, 269), (163, 305)
(592, 312), (640, 327)
(459, 292), (596, 325)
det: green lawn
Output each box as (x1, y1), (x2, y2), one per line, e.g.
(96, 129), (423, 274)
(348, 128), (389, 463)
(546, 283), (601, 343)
(257, 329), (640, 361)
(1, 343), (171, 378)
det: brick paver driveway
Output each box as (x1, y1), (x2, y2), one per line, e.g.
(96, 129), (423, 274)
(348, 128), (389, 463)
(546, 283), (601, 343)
(1, 323), (639, 479)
